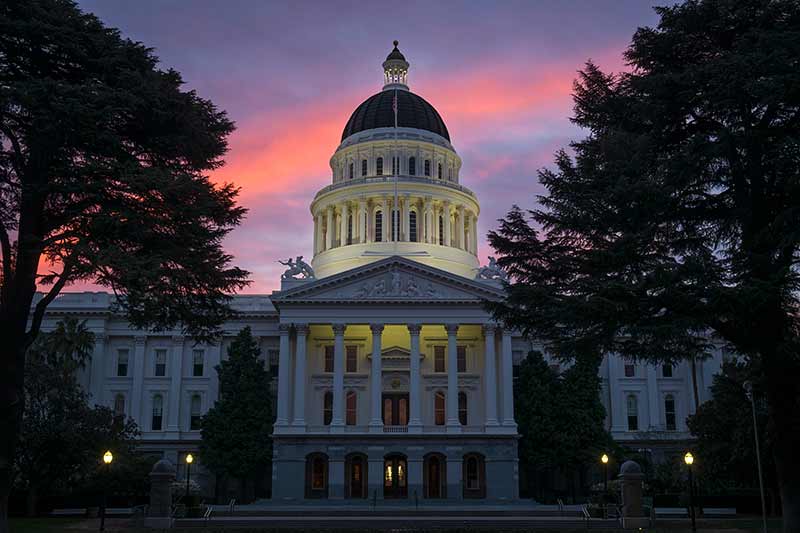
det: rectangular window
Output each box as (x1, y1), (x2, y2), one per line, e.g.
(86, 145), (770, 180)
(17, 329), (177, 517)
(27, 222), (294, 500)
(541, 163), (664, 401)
(116, 349), (129, 377)
(424, 159), (431, 176)
(434, 392), (446, 425)
(624, 363), (635, 377)
(457, 346), (467, 373)
(346, 345), (357, 373)
(323, 392), (332, 425)
(346, 391), (357, 425)
(190, 394), (202, 430)
(662, 364), (673, 378)
(665, 395), (677, 431)
(434, 346), (446, 373)
(627, 395), (638, 431)
(192, 349), (204, 377)
(375, 211), (383, 243)
(349, 162), (354, 180)
(268, 349), (279, 376)
(361, 159), (368, 176)
(376, 157), (383, 175)
(154, 349), (167, 377)
(324, 345), (334, 373)
(152, 396), (163, 431)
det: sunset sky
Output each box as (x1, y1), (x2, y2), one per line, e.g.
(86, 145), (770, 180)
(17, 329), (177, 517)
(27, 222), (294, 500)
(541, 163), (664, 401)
(76, 0), (660, 293)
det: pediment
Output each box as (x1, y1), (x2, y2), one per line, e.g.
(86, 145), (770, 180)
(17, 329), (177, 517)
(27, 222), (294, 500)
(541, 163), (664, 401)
(272, 256), (504, 305)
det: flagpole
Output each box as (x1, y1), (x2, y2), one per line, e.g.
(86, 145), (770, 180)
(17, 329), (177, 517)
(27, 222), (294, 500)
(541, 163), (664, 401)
(393, 88), (399, 250)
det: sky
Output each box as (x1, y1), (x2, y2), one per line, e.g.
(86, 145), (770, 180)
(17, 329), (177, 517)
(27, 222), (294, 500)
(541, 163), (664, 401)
(76, 0), (660, 293)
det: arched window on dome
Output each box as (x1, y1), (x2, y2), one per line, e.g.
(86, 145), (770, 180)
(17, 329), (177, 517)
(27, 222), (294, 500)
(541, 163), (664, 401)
(409, 157), (416, 176)
(347, 215), (353, 245)
(438, 163), (442, 179)
(438, 215), (444, 245)
(376, 157), (384, 176)
(349, 162), (354, 180)
(374, 210), (383, 242)
(362, 159), (368, 177)
(424, 159), (431, 176)
(409, 211), (418, 242)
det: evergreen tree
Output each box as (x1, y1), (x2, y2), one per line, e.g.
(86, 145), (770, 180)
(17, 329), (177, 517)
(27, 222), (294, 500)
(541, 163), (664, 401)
(0, 1), (249, 527)
(488, 2), (800, 528)
(200, 327), (273, 500)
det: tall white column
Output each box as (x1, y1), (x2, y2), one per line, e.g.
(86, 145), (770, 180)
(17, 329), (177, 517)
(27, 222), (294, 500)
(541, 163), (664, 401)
(131, 335), (146, 424)
(408, 324), (422, 432)
(331, 323), (346, 432)
(89, 333), (107, 405)
(313, 214), (318, 254)
(423, 198), (432, 243)
(166, 335), (184, 433)
(369, 323), (384, 432)
(445, 323), (461, 432)
(402, 195), (410, 241)
(646, 364), (659, 430)
(443, 201), (452, 247)
(359, 200), (367, 243)
(471, 212), (479, 254)
(292, 324), (308, 428)
(275, 323), (291, 427)
(382, 197), (390, 242)
(500, 329), (517, 430)
(340, 202), (349, 245)
(483, 325), (498, 427)
(325, 206), (334, 250)
(456, 205), (465, 249)
(433, 205), (440, 245)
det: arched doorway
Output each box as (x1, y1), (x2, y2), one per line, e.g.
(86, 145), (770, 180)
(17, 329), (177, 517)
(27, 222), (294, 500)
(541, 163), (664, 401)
(462, 453), (486, 499)
(423, 453), (447, 499)
(344, 453), (368, 499)
(383, 453), (408, 499)
(305, 453), (329, 499)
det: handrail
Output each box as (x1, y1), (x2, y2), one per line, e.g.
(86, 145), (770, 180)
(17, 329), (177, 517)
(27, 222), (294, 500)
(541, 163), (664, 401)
(203, 505), (213, 524)
(581, 504), (591, 529)
(228, 498), (236, 514)
(315, 175), (477, 200)
(557, 498), (565, 516)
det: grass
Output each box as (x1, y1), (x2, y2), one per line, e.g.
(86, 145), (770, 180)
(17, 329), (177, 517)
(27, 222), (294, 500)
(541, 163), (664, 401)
(9, 518), (81, 533)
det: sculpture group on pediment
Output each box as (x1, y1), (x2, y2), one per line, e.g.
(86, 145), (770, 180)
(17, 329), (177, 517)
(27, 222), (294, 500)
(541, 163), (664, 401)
(352, 271), (440, 298)
(476, 256), (508, 281)
(278, 256), (315, 280)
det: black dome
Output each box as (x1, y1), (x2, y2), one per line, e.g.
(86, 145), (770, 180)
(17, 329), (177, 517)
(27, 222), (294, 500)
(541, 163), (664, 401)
(341, 90), (450, 142)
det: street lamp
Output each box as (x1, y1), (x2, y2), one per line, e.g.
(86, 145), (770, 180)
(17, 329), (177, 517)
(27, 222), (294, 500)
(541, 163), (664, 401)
(684, 452), (696, 533)
(100, 451), (113, 531)
(601, 453), (609, 491)
(743, 381), (768, 533)
(185, 453), (194, 503)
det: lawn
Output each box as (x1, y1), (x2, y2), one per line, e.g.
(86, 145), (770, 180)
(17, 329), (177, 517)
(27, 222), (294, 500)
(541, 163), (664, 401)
(9, 518), (81, 532)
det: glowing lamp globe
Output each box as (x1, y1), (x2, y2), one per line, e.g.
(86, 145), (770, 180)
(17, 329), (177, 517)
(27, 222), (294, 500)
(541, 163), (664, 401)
(601, 454), (609, 464)
(185, 453), (194, 464)
(684, 452), (694, 466)
(103, 450), (113, 465)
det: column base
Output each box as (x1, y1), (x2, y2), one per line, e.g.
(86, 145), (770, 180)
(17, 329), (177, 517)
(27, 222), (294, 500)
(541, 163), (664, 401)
(368, 422), (384, 434)
(408, 421), (423, 434)
(330, 422), (345, 434)
(484, 418), (499, 428)
(498, 422), (518, 434)
(446, 422), (462, 434)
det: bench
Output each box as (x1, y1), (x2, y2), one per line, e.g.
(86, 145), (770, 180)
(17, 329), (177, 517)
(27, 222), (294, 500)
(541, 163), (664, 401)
(703, 507), (736, 517)
(50, 508), (87, 517)
(654, 507), (688, 518)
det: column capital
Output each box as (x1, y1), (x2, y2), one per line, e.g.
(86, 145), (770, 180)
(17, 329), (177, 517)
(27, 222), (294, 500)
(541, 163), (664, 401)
(171, 335), (184, 346)
(294, 323), (310, 335)
(332, 323), (347, 335)
(278, 323), (291, 334)
(370, 323), (385, 334)
(407, 324), (422, 335)
(481, 323), (498, 336)
(134, 335), (147, 346)
(444, 323), (459, 335)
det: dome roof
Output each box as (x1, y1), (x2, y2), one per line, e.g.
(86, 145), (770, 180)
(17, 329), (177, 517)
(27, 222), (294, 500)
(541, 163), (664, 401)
(386, 40), (406, 61)
(341, 90), (450, 142)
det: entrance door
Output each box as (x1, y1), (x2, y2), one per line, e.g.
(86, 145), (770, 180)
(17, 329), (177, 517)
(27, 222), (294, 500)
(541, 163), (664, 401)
(382, 393), (409, 426)
(383, 454), (408, 499)
(345, 454), (367, 499)
(424, 454), (446, 499)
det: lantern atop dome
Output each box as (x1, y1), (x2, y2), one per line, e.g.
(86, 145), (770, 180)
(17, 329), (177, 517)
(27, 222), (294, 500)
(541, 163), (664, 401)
(382, 40), (409, 91)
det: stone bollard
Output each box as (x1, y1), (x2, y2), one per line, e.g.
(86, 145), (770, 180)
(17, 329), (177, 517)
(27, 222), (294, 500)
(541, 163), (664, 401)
(619, 460), (649, 529)
(145, 458), (176, 528)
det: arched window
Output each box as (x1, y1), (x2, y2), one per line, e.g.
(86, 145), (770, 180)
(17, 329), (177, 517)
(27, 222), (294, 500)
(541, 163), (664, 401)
(458, 391), (468, 426)
(374, 210), (383, 242)
(383, 453), (408, 499)
(349, 162), (354, 179)
(437, 163), (442, 179)
(463, 453), (486, 498)
(438, 215), (444, 245)
(409, 211), (418, 242)
(665, 394), (676, 431)
(424, 159), (431, 176)
(323, 391), (333, 425)
(434, 391), (446, 426)
(376, 157), (383, 176)
(152, 394), (163, 431)
(346, 390), (357, 426)
(409, 157), (416, 176)
(113, 394), (125, 417)
(626, 395), (638, 431)
(305, 453), (329, 498)
(361, 159), (368, 176)
(347, 214), (353, 245)
(424, 453), (447, 499)
(190, 394), (202, 430)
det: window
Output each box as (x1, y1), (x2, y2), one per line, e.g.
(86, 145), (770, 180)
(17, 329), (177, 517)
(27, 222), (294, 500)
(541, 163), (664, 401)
(457, 346), (466, 373)
(376, 157), (383, 176)
(113, 394), (125, 417)
(662, 364), (673, 378)
(346, 391), (357, 425)
(458, 391), (467, 425)
(434, 346), (445, 373)
(438, 215), (444, 244)
(305, 453), (329, 498)
(349, 162), (354, 179)
(192, 349), (204, 377)
(361, 159), (368, 176)
(323, 391), (333, 425)
(409, 211), (417, 242)
(346, 345), (357, 373)
(438, 163), (442, 179)
(155, 349), (167, 377)
(375, 211), (383, 242)
(409, 157), (416, 175)
(434, 391), (446, 425)
(424, 159), (431, 176)
(463, 453), (486, 498)
(190, 394), (202, 430)
(152, 394), (163, 431)
(116, 349), (129, 377)
(626, 395), (638, 431)
(624, 363), (635, 377)
(324, 345), (334, 373)
(347, 215), (353, 245)
(665, 394), (676, 431)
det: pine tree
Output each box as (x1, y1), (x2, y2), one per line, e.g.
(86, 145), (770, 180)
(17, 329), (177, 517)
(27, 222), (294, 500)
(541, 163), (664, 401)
(199, 327), (273, 501)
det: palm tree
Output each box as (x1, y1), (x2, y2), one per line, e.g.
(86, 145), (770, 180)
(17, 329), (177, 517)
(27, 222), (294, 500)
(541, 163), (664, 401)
(35, 317), (95, 374)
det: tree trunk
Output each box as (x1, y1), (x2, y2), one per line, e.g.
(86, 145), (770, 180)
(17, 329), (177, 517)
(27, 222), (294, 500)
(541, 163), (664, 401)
(25, 486), (36, 517)
(0, 326), (28, 533)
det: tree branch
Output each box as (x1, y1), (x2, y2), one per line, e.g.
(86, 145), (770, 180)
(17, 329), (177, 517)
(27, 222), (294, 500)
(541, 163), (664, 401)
(0, 219), (11, 289)
(26, 261), (73, 346)
(0, 121), (24, 179)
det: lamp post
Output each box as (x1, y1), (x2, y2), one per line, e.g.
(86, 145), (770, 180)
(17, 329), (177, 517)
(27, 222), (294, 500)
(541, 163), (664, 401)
(185, 453), (194, 503)
(100, 451), (113, 531)
(743, 381), (768, 533)
(601, 453), (609, 491)
(684, 452), (696, 533)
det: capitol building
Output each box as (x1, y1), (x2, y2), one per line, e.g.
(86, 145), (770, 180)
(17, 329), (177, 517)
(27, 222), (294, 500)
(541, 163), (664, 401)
(39, 43), (725, 502)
